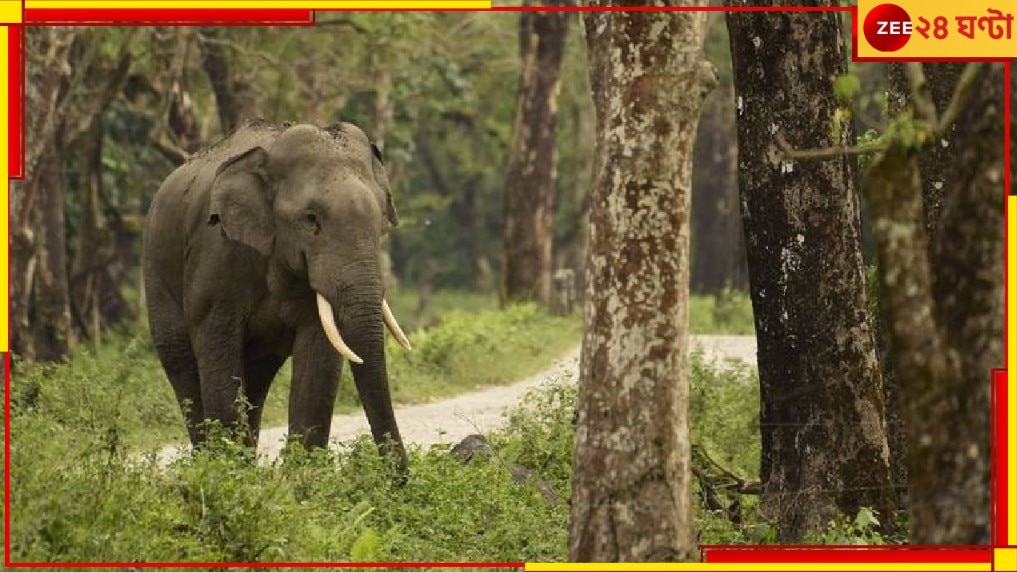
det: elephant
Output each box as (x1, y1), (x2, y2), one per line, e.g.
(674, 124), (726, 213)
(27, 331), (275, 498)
(142, 118), (411, 473)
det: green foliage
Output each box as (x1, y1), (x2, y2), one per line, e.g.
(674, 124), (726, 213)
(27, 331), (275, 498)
(690, 289), (756, 336)
(856, 127), (884, 174)
(833, 73), (862, 104)
(803, 507), (908, 545)
(689, 350), (760, 480)
(11, 329), (181, 450)
(11, 317), (907, 561)
(496, 375), (578, 492)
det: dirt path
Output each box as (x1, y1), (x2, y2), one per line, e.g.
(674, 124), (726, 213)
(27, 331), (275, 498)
(156, 335), (756, 465)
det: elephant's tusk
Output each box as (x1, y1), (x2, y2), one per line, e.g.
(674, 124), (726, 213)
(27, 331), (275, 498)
(382, 298), (412, 351)
(316, 293), (364, 364)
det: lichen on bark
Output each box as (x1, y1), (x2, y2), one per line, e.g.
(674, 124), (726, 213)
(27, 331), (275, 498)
(570, 4), (716, 562)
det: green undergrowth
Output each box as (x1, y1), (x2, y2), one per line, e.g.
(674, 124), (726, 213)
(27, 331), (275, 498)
(10, 295), (581, 451)
(8, 332), (889, 563)
(9, 287), (751, 453)
(689, 288), (756, 336)
(7, 347), (762, 563)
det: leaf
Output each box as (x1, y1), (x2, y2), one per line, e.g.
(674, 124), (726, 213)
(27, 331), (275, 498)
(350, 527), (381, 561)
(833, 73), (861, 103)
(854, 507), (880, 529)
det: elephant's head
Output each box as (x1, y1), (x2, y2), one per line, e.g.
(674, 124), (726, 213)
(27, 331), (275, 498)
(206, 122), (410, 462)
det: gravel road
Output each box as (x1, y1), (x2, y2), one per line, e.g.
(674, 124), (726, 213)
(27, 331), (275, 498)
(156, 335), (756, 465)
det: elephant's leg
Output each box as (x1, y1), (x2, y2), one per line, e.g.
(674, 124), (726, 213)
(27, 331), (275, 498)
(242, 353), (287, 446)
(147, 280), (204, 445)
(193, 319), (248, 442)
(288, 325), (341, 448)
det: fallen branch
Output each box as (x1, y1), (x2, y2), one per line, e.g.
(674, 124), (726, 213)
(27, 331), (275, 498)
(692, 443), (762, 495)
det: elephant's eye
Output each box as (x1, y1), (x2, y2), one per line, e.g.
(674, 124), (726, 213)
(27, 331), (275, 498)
(303, 210), (320, 233)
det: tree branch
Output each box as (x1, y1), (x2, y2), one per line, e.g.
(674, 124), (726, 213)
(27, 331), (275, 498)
(149, 132), (191, 165)
(903, 62), (938, 127)
(65, 29), (139, 146)
(934, 62), (987, 138)
(692, 443), (762, 495)
(778, 62), (986, 162)
(775, 134), (886, 160)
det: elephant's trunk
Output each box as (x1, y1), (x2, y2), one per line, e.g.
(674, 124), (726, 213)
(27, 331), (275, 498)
(337, 284), (409, 477)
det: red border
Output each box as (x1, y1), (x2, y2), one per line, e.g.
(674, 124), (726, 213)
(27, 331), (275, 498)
(994, 369), (1009, 546)
(25, 8), (316, 24)
(3, 5), (1012, 569)
(6, 25), (20, 178)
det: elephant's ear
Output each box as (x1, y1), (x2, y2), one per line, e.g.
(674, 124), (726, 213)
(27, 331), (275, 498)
(208, 146), (275, 255)
(371, 142), (399, 228)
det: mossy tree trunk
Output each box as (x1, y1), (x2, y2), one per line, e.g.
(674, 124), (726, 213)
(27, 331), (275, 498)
(867, 63), (1001, 544)
(570, 4), (716, 561)
(727, 4), (895, 541)
(882, 62), (966, 511)
(501, 3), (569, 306)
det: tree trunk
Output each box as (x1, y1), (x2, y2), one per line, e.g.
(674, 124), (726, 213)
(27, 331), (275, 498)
(886, 63), (965, 259)
(921, 63), (1001, 545)
(71, 118), (105, 344)
(869, 63), (1001, 545)
(10, 28), (78, 362)
(570, 5), (715, 561)
(199, 27), (241, 135)
(501, 5), (569, 306)
(30, 139), (75, 362)
(882, 62), (964, 512)
(691, 85), (748, 293)
(727, 5), (895, 541)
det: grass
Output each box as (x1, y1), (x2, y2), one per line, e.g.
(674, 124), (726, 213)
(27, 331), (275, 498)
(11, 288), (753, 452)
(11, 291), (582, 451)
(689, 288), (756, 336)
(7, 287), (767, 563)
(7, 344), (763, 563)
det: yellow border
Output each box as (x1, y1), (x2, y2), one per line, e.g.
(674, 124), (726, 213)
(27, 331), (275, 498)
(26, 0), (492, 8)
(1, 25), (9, 353)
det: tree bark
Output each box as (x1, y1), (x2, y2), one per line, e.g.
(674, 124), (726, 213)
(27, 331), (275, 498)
(886, 63), (965, 259)
(68, 38), (135, 342)
(727, 5), (895, 541)
(869, 63), (1001, 545)
(921, 63), (1002, 545)
(501, 4), (569, 306)
(30, 140), (75, 362)
(10, 28), (78, 362)
(570, 5), (715, 561)
(882, 62), (964, 512)
(199, 27), (242, 134)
